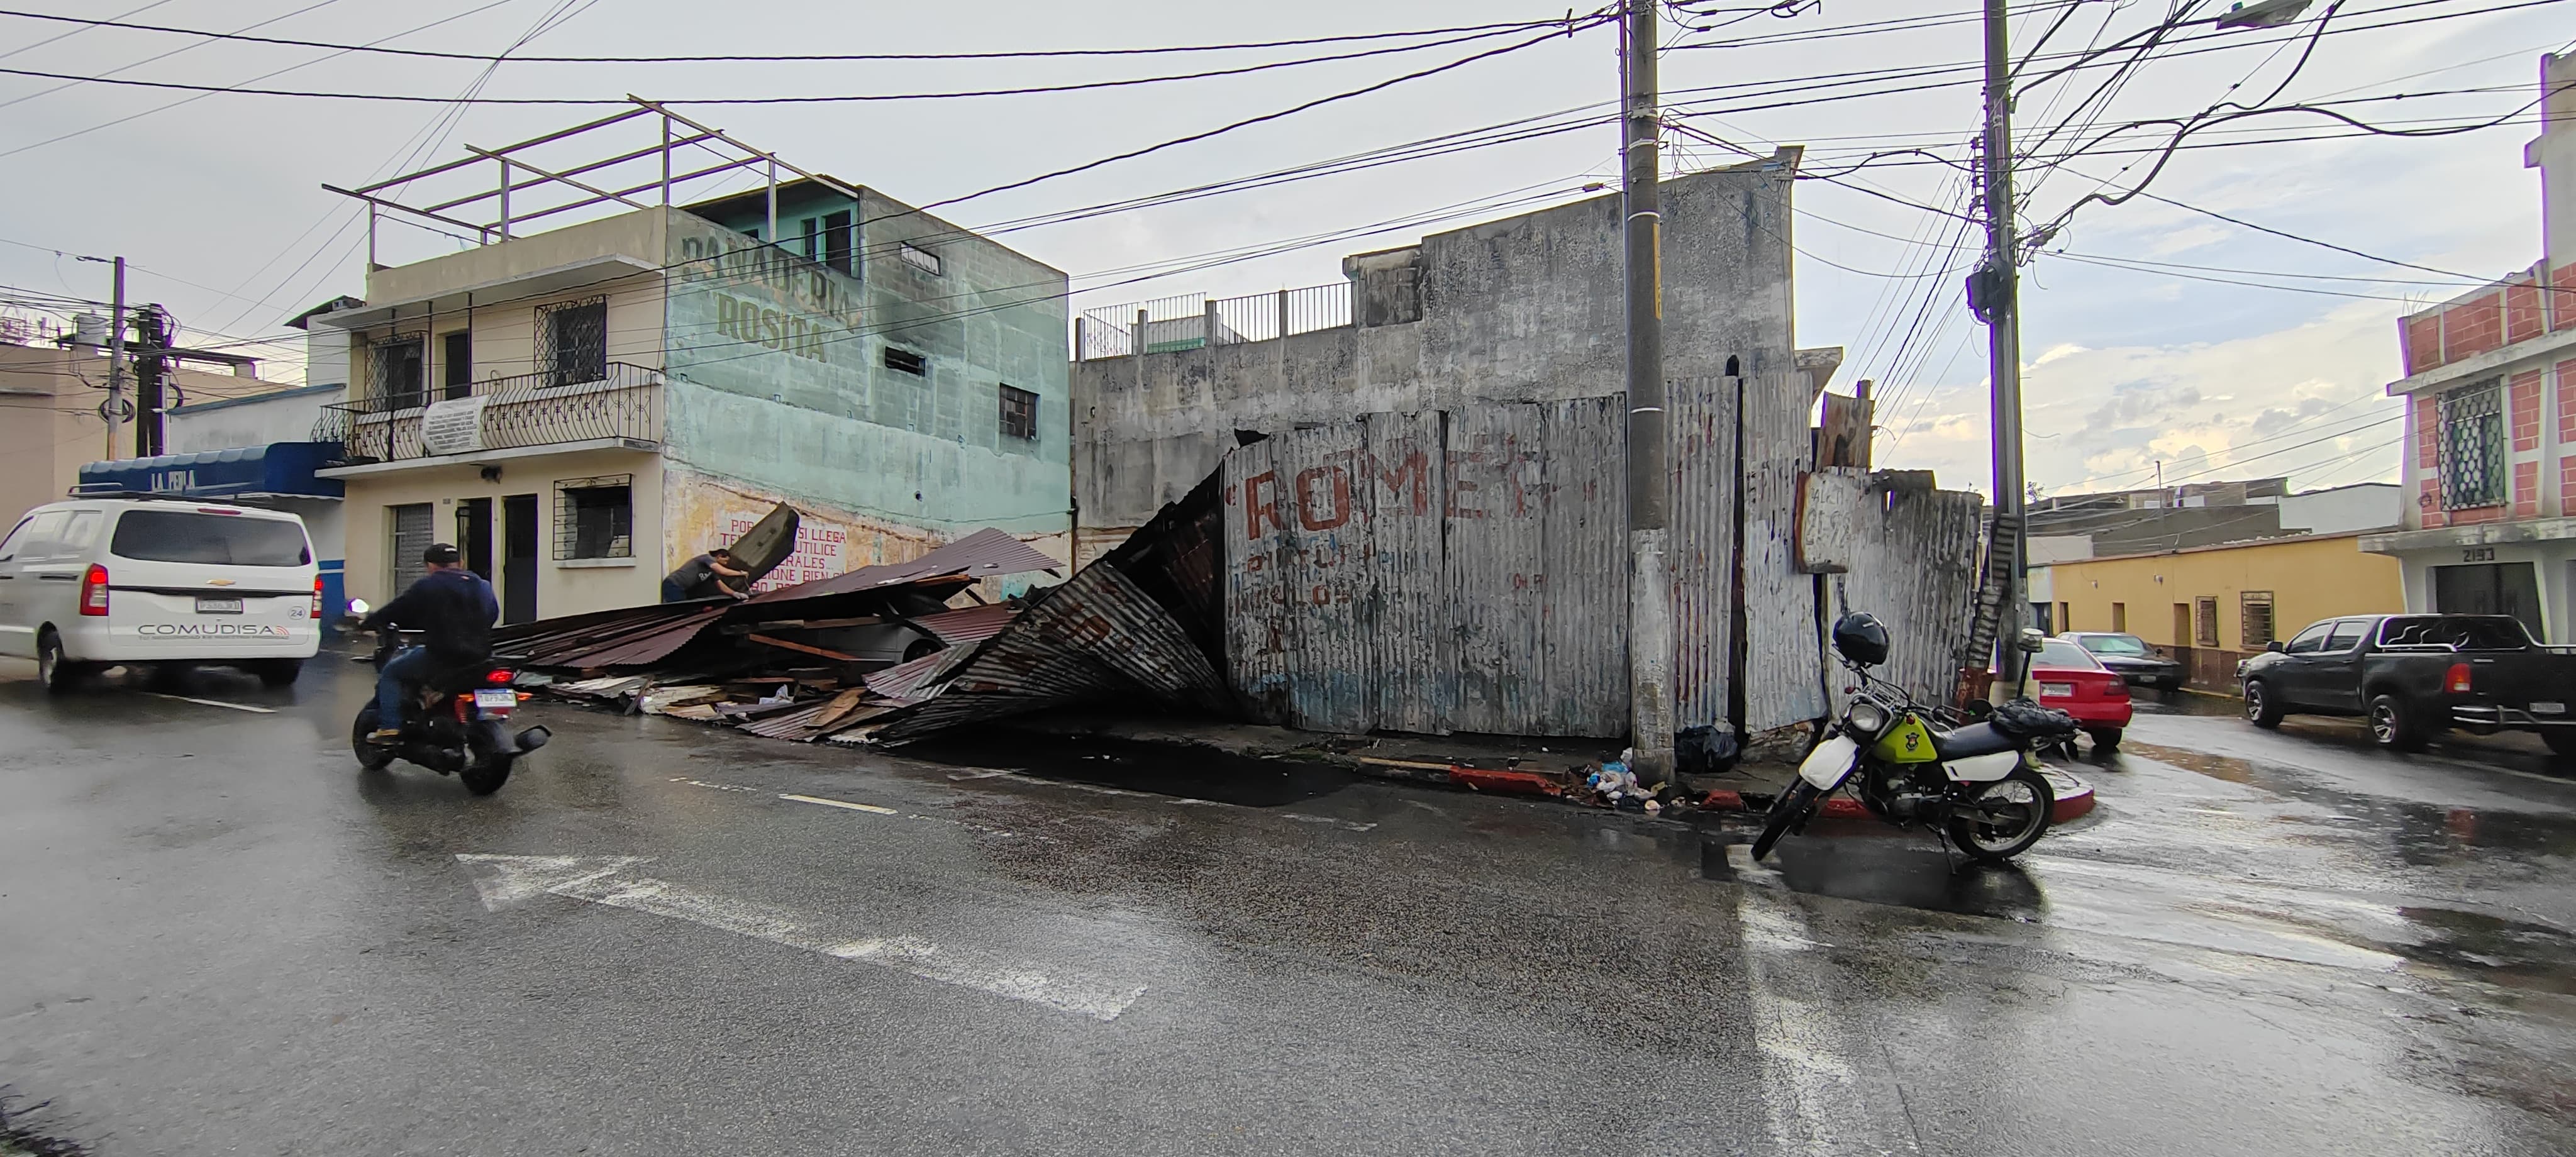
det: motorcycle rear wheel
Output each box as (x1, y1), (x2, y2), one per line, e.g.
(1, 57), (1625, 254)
(351, 705), (396, 771)
(1945, 766), (2055, 863)
(1751, 781), (1821, 861)
(460, 721), (513, 796)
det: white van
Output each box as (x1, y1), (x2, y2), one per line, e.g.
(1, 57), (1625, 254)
(0, 495), (323, 692)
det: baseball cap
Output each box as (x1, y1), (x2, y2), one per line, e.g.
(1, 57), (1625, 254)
(424, 543), (462, 565)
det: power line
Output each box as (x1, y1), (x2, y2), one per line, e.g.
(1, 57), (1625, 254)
(0, 10), (1585, 64)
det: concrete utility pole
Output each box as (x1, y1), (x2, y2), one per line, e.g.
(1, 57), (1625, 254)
(135, 304), (167, 458)
(104, 255), (126, 462)
(1977, 0), (2029, 696)
(1621, 0), (1675, 780)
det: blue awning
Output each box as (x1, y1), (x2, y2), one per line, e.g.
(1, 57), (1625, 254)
(77, 442), (344, 500)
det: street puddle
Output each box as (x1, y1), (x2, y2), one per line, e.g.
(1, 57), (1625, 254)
(901, 731), (1359, 809)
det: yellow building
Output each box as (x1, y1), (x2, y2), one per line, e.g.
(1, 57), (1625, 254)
(2040, 531), (2404, 690)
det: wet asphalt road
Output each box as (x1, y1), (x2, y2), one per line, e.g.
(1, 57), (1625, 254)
(3, 660), (2573, 1156)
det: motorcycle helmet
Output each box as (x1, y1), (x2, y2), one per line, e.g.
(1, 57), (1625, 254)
(1831, 612), (1890, 667)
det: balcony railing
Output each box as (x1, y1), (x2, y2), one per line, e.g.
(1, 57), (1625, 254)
(1074, 282), (1352, 360)
(317, 361), (663, 463)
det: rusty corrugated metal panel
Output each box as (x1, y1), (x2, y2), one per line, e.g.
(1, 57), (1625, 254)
(1667, 376), (1737, 730)
(911, 602), (1019, 646)
(874, 563), (1228, 741)
(1445, 402), (1545, 734)
(1096, 468), (1225, 671)
(750, 527), (1057, 603)
(1540, 396), (1627, 737)
(1367, 409), (1449, 734)
(862, 648), (949, 702)
(1226, 422), (1376, 733)
(1838, 484), (1987, 705)
(1739, 372), (1825, 730)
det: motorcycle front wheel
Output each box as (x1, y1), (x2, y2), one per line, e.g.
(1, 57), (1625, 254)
(1752, 780), (1822, 861)
(1945, 766), (2055, 863)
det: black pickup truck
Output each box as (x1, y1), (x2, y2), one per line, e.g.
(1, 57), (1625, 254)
(2238, 614), (2576, 752)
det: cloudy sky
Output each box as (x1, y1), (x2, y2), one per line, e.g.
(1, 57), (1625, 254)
(0, 0), (2563, 495)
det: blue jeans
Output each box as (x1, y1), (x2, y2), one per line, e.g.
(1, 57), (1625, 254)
(377, 645), (431, 730)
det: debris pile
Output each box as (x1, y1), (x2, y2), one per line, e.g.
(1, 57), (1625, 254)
(499, 528), (1065, 744)
(504, 477), (1239, 746)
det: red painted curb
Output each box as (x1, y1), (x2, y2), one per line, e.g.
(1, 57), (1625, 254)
(1447, 766), (1565, 797)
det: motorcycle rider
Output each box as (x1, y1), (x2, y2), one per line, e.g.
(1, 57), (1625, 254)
(360, 542), (499, 743)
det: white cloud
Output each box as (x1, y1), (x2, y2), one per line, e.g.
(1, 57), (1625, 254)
(1879, 300), (2410, 497)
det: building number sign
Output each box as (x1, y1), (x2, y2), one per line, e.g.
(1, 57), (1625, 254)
(2463, 547), (2496, 562)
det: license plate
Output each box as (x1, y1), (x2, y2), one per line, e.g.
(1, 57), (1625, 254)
(473, 689), (517, 711)
(194, 596), (243, 614)
(2041, 682), (2074, 699)
(2534, 701), (2566, 715)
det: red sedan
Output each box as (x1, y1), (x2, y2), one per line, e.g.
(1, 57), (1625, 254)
(2027, 638), (2134, 750)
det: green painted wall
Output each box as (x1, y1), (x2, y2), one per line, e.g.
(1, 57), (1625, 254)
(660, 202), (1070, 537)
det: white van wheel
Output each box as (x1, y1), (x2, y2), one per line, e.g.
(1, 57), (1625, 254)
(36, 630), (91, 695)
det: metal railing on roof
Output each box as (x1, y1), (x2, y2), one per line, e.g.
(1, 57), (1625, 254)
(318, 361), (662, 463)
(1074, 282), (1351, 360)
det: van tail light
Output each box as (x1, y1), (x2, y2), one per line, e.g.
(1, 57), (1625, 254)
(78, 564), (109, 616)
(454, 695), (473, 722)
(311, 575), (324, 620)
(2446, 662), (2473, 694)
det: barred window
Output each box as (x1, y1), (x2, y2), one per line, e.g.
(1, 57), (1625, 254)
(553, 475), (631, 560)
(999, 384), (1038, 441)
(2194, 596), (2219, 648)
(2240, 591), (2275, 648)
(370, 332), (425, 409)
(898, 242), (941, 277)
(2438, 379), (2506, 509)
(538, 297), (608, 389)
(883, 345), (927, 376)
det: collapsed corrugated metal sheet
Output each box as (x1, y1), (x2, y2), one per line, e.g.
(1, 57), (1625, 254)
(496, 526), (1060, 670)
(872, 562), (1230, 742)
(749, 528), (1058, 603)
(910, 602), (1019, 647)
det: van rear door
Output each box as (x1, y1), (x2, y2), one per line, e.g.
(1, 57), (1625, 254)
(103, 506), (317, 651)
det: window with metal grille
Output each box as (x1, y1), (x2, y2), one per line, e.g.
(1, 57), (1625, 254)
(371, 333), (425, 409)
(2438, 379), (2506, 509)
(553, 475), (631, 560)
(389, 502), (433, 592)
(883, 345), (927, 376)
(2194, 597), (2219, 648)
(2240, 591), (2275, 648)
(898, 242), (941, 276)
(998, 384), (1038, 441)
(538, 297), (608, 389)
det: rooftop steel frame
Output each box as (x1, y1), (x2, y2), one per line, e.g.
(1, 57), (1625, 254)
(325, 96), (862, 265)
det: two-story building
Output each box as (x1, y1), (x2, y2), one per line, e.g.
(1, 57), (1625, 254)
(2362, 52), (2576, 639)
(309, 107), (1070, 622)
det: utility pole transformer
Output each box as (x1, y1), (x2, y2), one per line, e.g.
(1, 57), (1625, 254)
(1622, 0), (1675, 781)
(1975, 0), (2029, 697)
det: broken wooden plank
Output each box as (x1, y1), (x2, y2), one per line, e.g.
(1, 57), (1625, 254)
(810, 688), (870, 730)
(748, 633), (862, 662)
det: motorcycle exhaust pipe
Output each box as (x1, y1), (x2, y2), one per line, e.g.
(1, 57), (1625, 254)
(514, 726), (552, 753)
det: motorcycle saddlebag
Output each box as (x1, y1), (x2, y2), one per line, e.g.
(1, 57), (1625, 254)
(1989, 697), (2079, 739)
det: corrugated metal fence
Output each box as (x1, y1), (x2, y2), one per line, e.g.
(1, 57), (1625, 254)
(1216, 375), (1967, 739)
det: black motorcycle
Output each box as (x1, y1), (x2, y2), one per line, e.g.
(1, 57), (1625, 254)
(345, 599), (549, 795)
